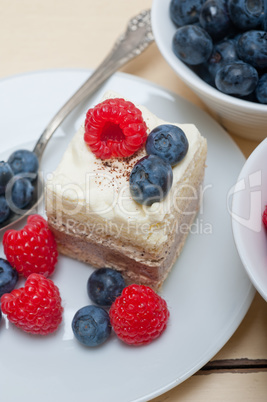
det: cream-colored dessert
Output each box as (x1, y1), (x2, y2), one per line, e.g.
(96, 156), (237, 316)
(45, 91), (207, 289)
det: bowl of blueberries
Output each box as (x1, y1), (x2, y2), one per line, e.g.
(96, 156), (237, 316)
(151, 0), (267, 140)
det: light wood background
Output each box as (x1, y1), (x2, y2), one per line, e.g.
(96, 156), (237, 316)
(0, 1), (266, 401)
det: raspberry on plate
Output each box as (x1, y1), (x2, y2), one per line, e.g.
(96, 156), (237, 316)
(3, 214), (58, 278)
(0, 273), (63, 335)
(84, 98), (148, 159)
(109, 284), (169, 346)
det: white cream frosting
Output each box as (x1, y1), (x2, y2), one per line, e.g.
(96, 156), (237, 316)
(46, 91), (204, 249)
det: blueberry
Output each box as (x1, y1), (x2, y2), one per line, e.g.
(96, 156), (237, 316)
(130, 155), (173, 206)
(87, 268), (125, 307)
(0, 195), (10, 223)
(72, 305), (111, 347)
(191, 63), (216, 87)
(172, 24), (213, 65)
(169, 0), (205, 27)
(215, 61), (259, 96)
(255, 73), (267, 103)
(9, 176), (34, 209)
(0, 161), (14, 195)
(199, 0), (233, 41)
(8, 150), (39, 179)
(228, 0), (264, 30)
(146, 124), (188, 166)
(241, 91), (258, 102)
(0, 309), (2, 324)
(237, 30), (267, 70)
(207, 39), (238, 81)
(0, 258), (19, 298)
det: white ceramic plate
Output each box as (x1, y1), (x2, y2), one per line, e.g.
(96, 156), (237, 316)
(0, 69), (254, 402)
(232, 138), (267, 302)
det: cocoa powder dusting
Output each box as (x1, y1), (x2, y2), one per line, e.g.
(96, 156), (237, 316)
(93, 146), (146, 187)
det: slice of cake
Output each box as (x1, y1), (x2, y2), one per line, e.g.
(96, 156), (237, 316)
(45, 91), (207, 290)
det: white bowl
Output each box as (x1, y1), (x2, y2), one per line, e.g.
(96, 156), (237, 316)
(151, 0), (267, 141)
(232, 138), (267, 301)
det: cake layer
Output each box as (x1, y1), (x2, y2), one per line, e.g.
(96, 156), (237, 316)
(48, 195), (197, 290)
(48, 179), (202, 289)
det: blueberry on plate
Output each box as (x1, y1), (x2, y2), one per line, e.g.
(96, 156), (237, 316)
(0, 258), (19, 298)
(8, 176), (34, 209)
(172, 24), (213, 65)
(0, 161), (14, 195)
(169, 0), (205, 27)
(215, 61), (259, 96)
(130, 154), (173, 206)
(256, 73), (267, 104)
(0, 196), (10, 223)
(72, 305), (111, 347)
(8, 150), (39, 179)
(87, 268), (125, 307)
(146, 124), (188, 166)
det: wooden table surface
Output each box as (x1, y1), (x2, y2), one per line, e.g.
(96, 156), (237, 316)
(0, 1), (266, 401)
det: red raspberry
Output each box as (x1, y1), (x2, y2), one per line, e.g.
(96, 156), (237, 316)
(3, 215), (58, 278)
(0, 273), (63, 335)
(84, 98), (148, 159)
(263, 205), (267, 228)
(109, 284), (169, 346)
